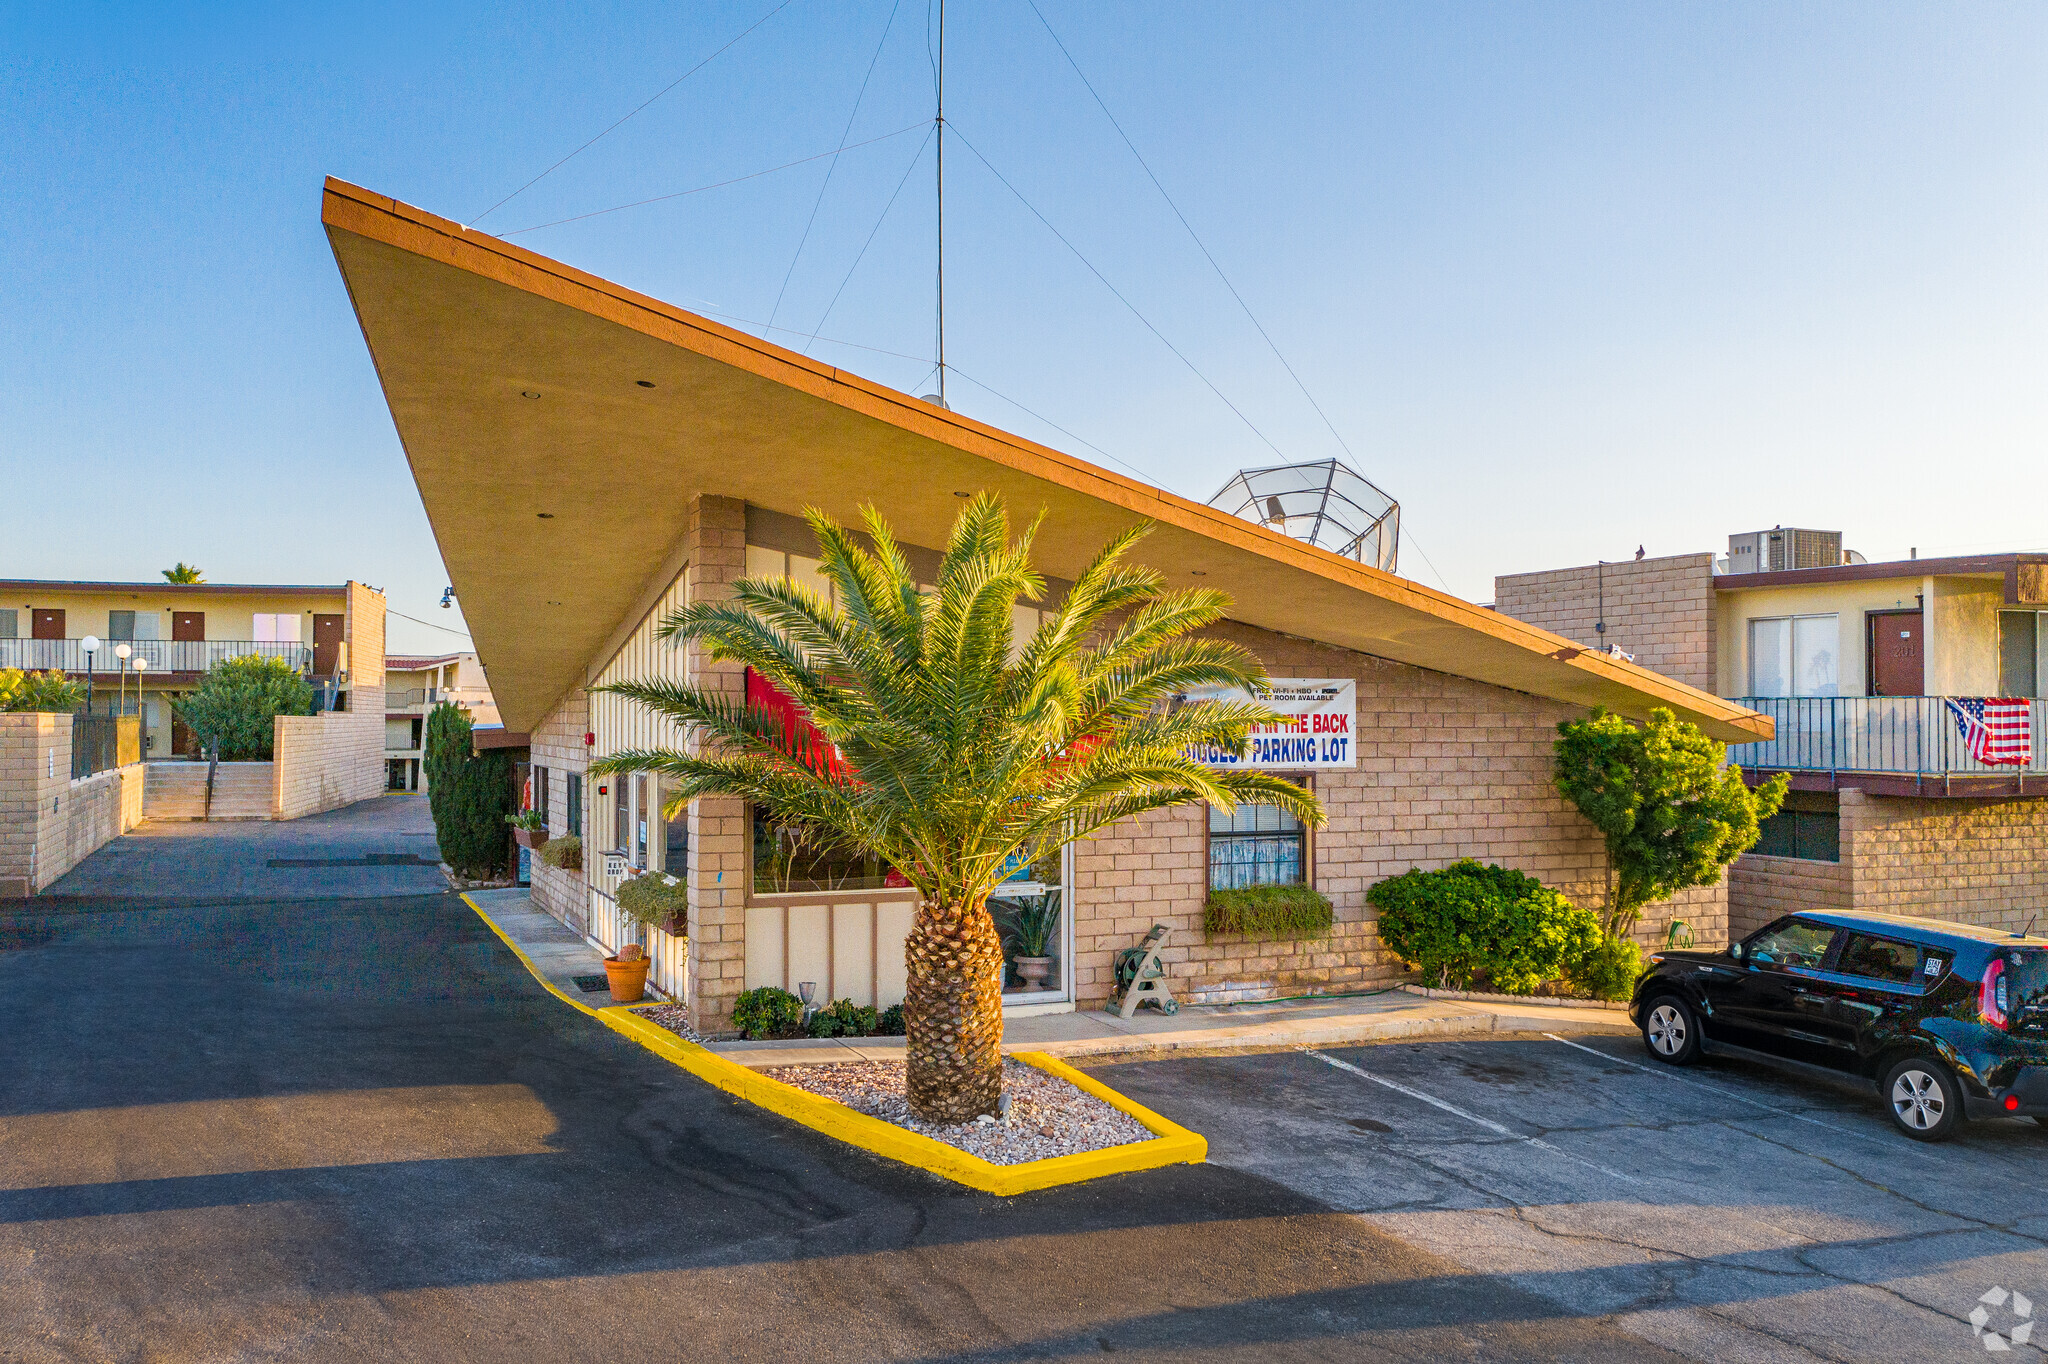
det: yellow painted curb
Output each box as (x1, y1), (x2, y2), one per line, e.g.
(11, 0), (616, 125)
(461, 892), (1206, 1194)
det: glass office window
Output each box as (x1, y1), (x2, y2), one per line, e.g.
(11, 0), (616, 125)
(1209, 801), (1308, 889)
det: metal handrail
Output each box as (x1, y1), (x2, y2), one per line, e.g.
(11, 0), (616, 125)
(1727, 696), (2048, 775)
(0, 639), (318, 673)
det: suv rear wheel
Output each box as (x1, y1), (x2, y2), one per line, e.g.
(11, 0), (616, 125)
(1641, 995), (1702, 1066)
(1882, 1056), (1964, 1142)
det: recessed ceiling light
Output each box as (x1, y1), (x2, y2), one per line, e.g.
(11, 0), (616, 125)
(636, 380), (656, 388)
(1190, 570), (1208, 576)
(954, 491), (971, 498)
(537, 512), (554, 519)
(520, 390), (541, 400)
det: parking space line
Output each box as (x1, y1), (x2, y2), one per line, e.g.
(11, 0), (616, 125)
(1301, 1048), (1643, 1184)
(1539, 1031), (1907, 1145)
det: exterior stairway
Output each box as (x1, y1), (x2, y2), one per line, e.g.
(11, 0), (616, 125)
(142, 762), (274, 821)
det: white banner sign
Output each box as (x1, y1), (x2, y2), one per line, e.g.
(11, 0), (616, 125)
(1181, 678), (1357, 770)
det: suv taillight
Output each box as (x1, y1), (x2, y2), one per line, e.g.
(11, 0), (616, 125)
(1981, 958), (2010, 1030)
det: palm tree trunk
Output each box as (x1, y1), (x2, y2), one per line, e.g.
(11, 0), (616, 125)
(903, 895), (1005, 1124)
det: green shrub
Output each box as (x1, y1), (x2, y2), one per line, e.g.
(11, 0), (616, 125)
(0, 668), (87, 713)
(1567, 933), (1646, 1002)
(537, 834), (582, 871)
(168, 655), (313, 759)
(877, 1003), (906, 1036)
(422, 703), (512, 878)
(617, 872), (687, 933)
(806, 998), (880, 1039)
(507, 809), (546, 832)
(731, 986), (804, 1040)
(1206, 884), (1335, 939)
(1368, 859), (1600, 995)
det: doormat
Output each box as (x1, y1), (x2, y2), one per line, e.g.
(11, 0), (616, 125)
(266, 854), (436, 868)
(573, 975), (611, 994)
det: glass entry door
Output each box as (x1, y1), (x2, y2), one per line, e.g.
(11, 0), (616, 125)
(992, 845), (1071, 1005)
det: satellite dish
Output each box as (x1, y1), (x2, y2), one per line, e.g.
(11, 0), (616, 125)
(919, 393), (951, 410)
(1207, 459), (1401, 574)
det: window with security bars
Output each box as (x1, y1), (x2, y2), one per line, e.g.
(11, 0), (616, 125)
(1209, 801), (1308, 890)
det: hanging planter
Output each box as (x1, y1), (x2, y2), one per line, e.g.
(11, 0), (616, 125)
(618, 870), (689, 938)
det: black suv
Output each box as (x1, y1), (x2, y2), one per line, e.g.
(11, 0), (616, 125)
(1630, 910), (2048, 1141)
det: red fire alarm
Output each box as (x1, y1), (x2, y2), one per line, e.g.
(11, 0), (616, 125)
(584, 732), (595, 746)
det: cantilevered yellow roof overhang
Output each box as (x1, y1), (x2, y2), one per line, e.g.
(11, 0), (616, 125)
(323, 178), (1769, 744)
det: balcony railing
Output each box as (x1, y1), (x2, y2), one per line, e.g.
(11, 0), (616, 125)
(386, 687), (441, 708)
(1728, 696), (2048, 776)
(0, 638), (315, 674)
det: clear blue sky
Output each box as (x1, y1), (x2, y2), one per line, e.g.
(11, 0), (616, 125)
(6, 3), (2045, 649)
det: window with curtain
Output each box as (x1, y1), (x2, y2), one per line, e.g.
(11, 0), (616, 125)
(1209, 799), (1309, 889)
(1748, 616), (1838, 697)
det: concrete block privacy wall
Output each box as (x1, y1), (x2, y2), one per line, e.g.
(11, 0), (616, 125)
(1494, 553), (1718, 694)
(273, 689), (386, 820)
(0, 712), (145, 896)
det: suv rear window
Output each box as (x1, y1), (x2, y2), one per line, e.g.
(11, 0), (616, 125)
(1837, 933), (1919, 985)
(2013, 950), (2048, 1036)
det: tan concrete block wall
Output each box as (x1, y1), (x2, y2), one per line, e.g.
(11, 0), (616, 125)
(272, 686), (386, 820)
(0, 712), (145, 895)
(1728, 854), (1851, 939)
(346, 581), (386, 687)
(1842, 788), (2048, 933)
(684, 495), (750, 1032)
(529, 686), (589, 935)
(1069, 621), (1729, 1006)
(1493, 553), (1718, 694)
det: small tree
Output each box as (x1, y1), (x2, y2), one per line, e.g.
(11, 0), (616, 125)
(1553, 707), (1788, 937)
(170, 655), (313, 760)
(162, 563), (205, 583)
(0, 668), (87, 713)
(423, 702), (512, 877)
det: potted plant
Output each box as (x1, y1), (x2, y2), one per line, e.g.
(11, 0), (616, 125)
(618, 869), (688, 938)
(537, 833), (582, 872)
(997, 889), (1061, 990)
(506, 809), (547, 849)
(603, 941), (651, 1003)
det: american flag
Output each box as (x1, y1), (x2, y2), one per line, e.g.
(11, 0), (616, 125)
(1946, 698), (2033, 767)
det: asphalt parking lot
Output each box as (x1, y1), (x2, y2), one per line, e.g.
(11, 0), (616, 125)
(1099, 1030), (2048, 1363)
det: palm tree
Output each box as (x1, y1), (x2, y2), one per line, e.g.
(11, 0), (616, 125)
(596, 495), (1323, 1123)
(162, 563), (205, 584)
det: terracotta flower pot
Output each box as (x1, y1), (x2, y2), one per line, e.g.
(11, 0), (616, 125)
(512, 826), (545, 849)
(1012, 955), (1054, 989)
(603, 952), (651, 1004)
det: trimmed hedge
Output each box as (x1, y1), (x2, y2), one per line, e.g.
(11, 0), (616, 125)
(1565, 933), (1646, 1002)
(731, 986), (804, 1040)
(806, 998), (880, 1038)
(1205, 884), (1334, 939)
(170, 655), (312, 759)
(1368, 859), (1600, 995)
(537, 834), (582, 871)
(618, 871), (687, 933)
(423, 703), (512, 878)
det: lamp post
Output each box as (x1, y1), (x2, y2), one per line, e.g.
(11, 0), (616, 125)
(80, 634), (99, 715)
(131, 658), (149, 751)
(114, 643), (131, 716)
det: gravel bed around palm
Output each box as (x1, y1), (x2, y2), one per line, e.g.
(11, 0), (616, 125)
(634, 1003), (701, 1042)
(771, 1057), (1153, 1164)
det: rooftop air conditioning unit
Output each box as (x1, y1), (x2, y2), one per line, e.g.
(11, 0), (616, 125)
(1726, 527), (1843, 573)
(1207, 459), (1400, 575)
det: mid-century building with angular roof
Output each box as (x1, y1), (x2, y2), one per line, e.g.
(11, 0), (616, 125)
(323, 177), (1768, 1030)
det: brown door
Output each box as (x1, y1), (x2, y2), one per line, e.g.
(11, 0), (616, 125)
(312, 614), (344, 675)
(1868, 611), (1924, 696)
(171, 612), (205, 641)
(31, 609), (64, 639)
(171, 707), (193, 758)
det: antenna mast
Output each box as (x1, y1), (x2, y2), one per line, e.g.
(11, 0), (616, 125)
(934, 0), (946, 405)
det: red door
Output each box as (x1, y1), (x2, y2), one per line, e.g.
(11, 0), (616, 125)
(312, 614), (344, 676)
(1868, 611), (1924, 696)
(31, 609), (64, 639)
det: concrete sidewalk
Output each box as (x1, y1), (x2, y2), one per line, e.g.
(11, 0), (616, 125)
(466, 889), (1635, 1066)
